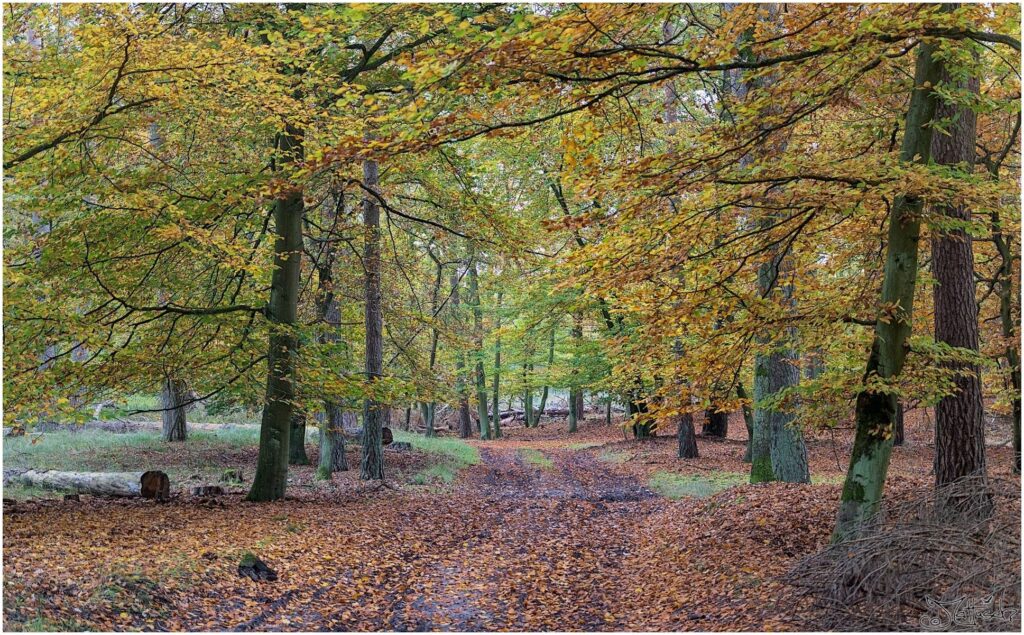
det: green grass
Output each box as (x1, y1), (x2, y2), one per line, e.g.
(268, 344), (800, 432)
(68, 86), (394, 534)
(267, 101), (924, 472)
(648, 471), (747, 499)
(811, 473), (844, 485)
(518, 448), (553, 469)
(598, 449), (631, 464)
(2, 426), (262, 499)
(394, 431), (480, 486)
(567, 441), (601, 450)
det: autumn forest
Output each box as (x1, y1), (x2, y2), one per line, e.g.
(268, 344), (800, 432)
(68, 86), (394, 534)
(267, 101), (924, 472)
(1, 2), (1022, 632)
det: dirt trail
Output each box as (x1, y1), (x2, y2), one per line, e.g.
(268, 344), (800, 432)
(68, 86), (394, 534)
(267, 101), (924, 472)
(381, 445), (660, 631)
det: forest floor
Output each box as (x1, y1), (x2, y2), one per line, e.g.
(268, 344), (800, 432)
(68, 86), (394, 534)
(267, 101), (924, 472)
(2, 409), (1020, 631)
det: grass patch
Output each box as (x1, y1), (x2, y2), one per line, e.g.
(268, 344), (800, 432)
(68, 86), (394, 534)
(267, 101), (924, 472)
(648, 471), (747, 499)
(394, 431), (480, 486)
(598, 449), (631, 464)
(2, 426), (261, 499)
(567, 441), (601, 450)
(811, 473), (844, 485)
(518, 448), (553, 469)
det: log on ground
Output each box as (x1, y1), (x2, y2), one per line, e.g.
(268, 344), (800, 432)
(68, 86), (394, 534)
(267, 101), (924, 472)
(2, 469), (170, 499)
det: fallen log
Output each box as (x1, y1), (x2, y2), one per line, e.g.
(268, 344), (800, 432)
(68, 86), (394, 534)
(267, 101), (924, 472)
(2, 469), (170, 500)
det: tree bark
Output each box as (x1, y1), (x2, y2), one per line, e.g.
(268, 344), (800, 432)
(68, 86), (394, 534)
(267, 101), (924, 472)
(160, 377), (188, 442)
(893, 402), (905, 446)
(360, 157), (385, 481)
(491, 291), (503, 438)
(314, 190), (348, 479)
(451, 270), (474, 438)
(469, 258), (491, 439)
(931, 65), (987, 494)
(317, 403), (350, 479)
(702, 408), (728, 438)
(569, 312), (583, 433)
(288, 410), (309, 465)
(677, 412), (699, 459)
(833, 32), (946, 541)
(737, 383), (753, 462)
(248, 122), (303, 502)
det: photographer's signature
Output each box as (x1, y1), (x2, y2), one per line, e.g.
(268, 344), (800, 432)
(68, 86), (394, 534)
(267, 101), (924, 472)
(920, 595), (1019, 630)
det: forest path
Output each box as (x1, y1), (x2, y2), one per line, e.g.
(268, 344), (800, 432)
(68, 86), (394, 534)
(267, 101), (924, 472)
(381, 443), (660, 631)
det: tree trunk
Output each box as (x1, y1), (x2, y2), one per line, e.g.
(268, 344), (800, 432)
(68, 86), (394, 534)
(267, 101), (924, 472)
(703, 408), (728, 438)
(893, 402), (905, 447)
(360, 157), (385, 481)
(737, 383), (754, 462)
(248, 122), (304, 502)
(533, 328), (556, 426)
(932, 67), (987, 495)
(317, 403), (349, 479)
(833, 32), (946, 542)
(677, 412), (699, 459)
(451, 270), (474, 438)
(289, 410), (309, 466)
(469, 258), (490, 440)
(569, 312), (583, 433)
(492, 291), (503, 438)
(160, 377), (188, 442)
(5, 469), (169, 500)
(524, 363), (534, 428)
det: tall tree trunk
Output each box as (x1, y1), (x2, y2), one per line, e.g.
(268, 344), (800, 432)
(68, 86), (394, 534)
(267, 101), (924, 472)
(932, 65), (987, 495)
(248, 122), (304, 502)
(833, 33), (946, 541)
(160, 377), (188, 442)
(314, 190), (348, 478)
(360, 157), (385, 481)
(491, 291), (503, 438)
(469, 259), (491, 439)
(289, 409), (310, 465)
(524, 362), (534, 428)
(533, 327), (556, 426)
(451, 270), (473, 438)
(568, 312), (583, 433)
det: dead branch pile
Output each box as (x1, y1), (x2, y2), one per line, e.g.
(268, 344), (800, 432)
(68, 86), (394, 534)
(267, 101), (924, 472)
(782, 475), (1021, 632)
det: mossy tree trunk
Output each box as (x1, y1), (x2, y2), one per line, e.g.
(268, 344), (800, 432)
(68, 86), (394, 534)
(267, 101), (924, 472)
(833, 32), (946, 541)
(248, 121), (304, 502)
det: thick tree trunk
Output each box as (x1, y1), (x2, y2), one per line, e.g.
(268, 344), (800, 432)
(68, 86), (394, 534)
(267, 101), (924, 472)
(569, 312), (583, 433)
(248, 123), (304, 502)
(317, 403), (349, 479)
(469, 259), (490, 440)
(702, 408), (728, 438)
(5, 469), (169, 499)
(932, 68), (987, 495)
(360, 157), (385, 481)
(677, 412), (699, 459)
(160, 377), (188, 442)
(288, 410), (309, 466)
(833, 33), (945, 541)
